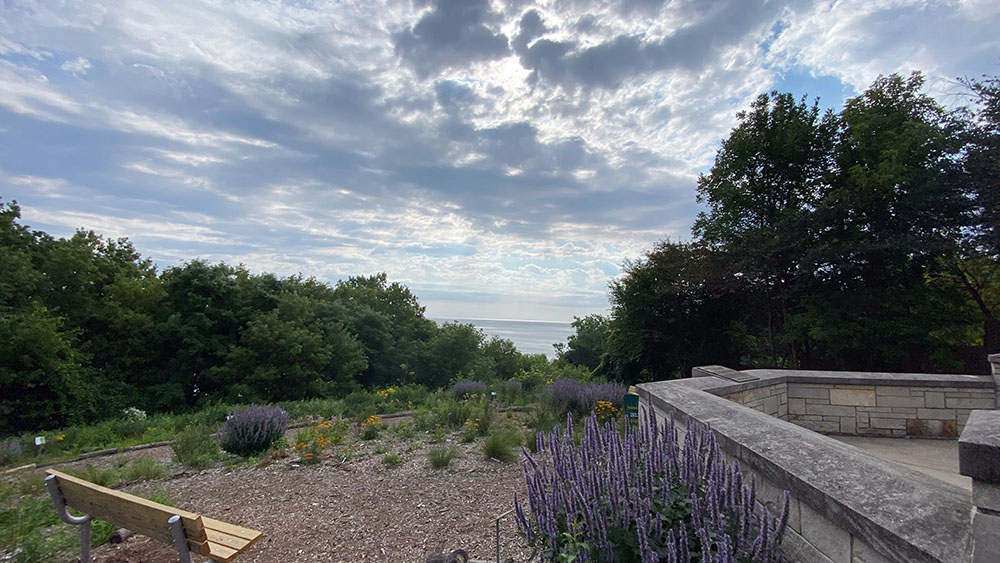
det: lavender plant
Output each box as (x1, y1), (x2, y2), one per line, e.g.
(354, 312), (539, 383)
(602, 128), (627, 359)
(515, 410), (789, 563)
(217, 405), (289, 457)
(451, 380), (488, 396)
(544, 379), (628, 416)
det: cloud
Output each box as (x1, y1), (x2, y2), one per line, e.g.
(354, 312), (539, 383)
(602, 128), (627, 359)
(393, 0), (510, 78)
(2, 0), (998, 323)
(59, 56), (91, 75)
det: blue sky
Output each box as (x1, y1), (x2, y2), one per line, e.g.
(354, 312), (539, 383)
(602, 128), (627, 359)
(2, 0), (998, 322)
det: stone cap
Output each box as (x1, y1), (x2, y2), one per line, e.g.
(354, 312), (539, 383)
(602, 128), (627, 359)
(691, 365), (758, 382)
(989, 353), (1000, 375)
(960, 410), (1000, 484)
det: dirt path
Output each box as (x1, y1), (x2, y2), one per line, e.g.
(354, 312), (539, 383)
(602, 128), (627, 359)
(79, 437), (534, 562)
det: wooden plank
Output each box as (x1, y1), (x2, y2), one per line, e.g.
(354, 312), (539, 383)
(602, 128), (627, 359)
(205, 541), (240, 562)
(203, 517), (262, 541)
(46, 470), (209, 547)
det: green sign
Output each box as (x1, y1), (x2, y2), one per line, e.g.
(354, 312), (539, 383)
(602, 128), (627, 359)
(624, 386), (639, 427)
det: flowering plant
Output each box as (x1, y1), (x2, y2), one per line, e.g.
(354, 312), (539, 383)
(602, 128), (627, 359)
(515, 411), (789, 562)
(294, 420), (348, 464)
(361, 415), (384, 440)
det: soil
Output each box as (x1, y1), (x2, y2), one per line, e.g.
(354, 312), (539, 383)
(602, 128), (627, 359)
(60, 429), (535, 563)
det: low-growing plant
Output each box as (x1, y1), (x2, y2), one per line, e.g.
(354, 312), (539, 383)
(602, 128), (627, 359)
(293, 420), (344, 465)
(373, 444), (391, 455)
(118, 456), (171, 482)
(515, 412), (790, 562)
(427, 446), (460, 469)
(483, 430), (519, 462)
(0, 438), (22, 466)
(593, 400), (620, 423)
(408, 441), (424, 452)
(217, 405), (289, 458)
(360, 415), (384, 440)
(382, 453), (402, 467)
(173, 424), (221, 468)
(451, 380), (488, 396)
(389, 420), (417, 439)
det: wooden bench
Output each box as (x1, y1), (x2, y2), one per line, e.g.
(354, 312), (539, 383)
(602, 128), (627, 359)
(45, 469), (262, 562)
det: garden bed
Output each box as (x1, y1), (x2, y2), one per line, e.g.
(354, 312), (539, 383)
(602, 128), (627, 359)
(60, 436), (532, 562)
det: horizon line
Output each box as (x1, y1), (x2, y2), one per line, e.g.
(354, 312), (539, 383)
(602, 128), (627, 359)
(429, 316), (573, 325)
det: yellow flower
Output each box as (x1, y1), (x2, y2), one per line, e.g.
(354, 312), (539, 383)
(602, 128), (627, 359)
(56, 434), (65, 441)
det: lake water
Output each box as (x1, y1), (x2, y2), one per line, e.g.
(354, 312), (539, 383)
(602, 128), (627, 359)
(431, 317), (575, 357)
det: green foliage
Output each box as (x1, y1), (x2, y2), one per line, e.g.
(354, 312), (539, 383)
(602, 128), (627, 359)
(173, 424), (221, 468)
(482, 429), (520, 462)
(426, 446), (460, 469)
(558, 315), (611, 372)
(382, 453), (402, 466)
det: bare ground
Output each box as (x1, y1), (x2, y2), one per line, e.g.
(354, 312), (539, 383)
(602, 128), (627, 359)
(59, 433), (534, 563)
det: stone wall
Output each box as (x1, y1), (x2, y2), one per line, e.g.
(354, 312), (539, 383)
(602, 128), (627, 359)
(638, 367), (991, 563)
(709, 368), (994, 438)
(786, 383), (994, 437)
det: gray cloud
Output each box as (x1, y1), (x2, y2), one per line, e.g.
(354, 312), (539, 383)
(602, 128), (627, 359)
(393, 0), (510, 78)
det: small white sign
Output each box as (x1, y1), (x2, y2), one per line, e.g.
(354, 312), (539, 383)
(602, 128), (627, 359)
(34, 436), (45, 446)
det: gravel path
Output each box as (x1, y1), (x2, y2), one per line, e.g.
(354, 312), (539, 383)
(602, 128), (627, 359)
(79, 435), (535, 563)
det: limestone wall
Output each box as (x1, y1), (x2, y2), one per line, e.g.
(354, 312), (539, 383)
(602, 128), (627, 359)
(786, 383), (993, 437)
(638, 367), (989, 563)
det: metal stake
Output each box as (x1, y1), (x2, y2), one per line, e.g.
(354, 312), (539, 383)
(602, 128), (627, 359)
(168, 515), (195, 563)
(494, 508), (514, 563)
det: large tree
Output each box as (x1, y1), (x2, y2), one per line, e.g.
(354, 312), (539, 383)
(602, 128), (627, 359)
(694, 92), (837, 367)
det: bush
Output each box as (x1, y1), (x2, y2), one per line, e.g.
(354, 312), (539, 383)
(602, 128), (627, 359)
(542, 379), (627, 417)
(482, 430), (519, 462)
(450, 380), (487, 396)
(217, 405), (288, 457)
(515, 412), (790, 562)
(427, 446), (460, 469)
(172, 424), (221, 468)
(0, 438), (22, 466)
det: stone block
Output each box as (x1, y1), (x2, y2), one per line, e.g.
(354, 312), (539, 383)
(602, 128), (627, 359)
(906, 419), (927, 436)
(840, 417), (856, 435)
(799, 420), (841, 433)
(789, 386), (832, 400)
(875, 386), (912, 396)
(972, 481), (1000, 513)
(925, 420), (943, 436)
(781, 528), (836, 563)
(763, 394), (780, 415)
(870, 417), (906, 430)
(972, 510), (1000, 563)
(960, 411), (1000, 483)
(777, 402), (789, 420)
(916, 408), (956, 420)
(806, 404), (857, 417)
(800, 502), (851, 563)
(830, 388), (877, 406)
(942, 420), (958, 438)
(875, 395), (923, 408)
(851, 537), (893, 563)
(789, 398), (806, 413)
(946, 397), (996, 409)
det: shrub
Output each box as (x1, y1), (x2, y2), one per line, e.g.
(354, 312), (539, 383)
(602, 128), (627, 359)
(217, 405), (289, 457)
(515, 412), (790, 562)
(360, 415), (384, 440)
(451, 380), (488, 396)
(382, 453), (402, 467)
(172, 424), (221, 468)
(543, 379), (627, 417)
(427, 446), (460, 469)
(0, 438), (22, 466)
(119, 457), (171, 482)
(293, 420), (346, 465)
(482, 430), (519, 462)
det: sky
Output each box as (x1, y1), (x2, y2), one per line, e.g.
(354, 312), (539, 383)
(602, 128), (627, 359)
(2, 0), (998, 322)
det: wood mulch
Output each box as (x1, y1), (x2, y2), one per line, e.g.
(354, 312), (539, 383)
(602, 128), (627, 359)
(68, 431), (535, 563)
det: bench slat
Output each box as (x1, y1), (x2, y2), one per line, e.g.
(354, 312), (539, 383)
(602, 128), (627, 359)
(46, 469), (262, 561)
(47, 470), (208, 546)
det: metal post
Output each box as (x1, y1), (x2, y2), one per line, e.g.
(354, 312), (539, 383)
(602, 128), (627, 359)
(45, 475), (93, 562)
(168, 515), (194, 563)
(494, 508), (513, 563)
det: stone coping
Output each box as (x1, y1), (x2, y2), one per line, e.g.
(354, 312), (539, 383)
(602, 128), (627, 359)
(638, 376), (973, 563)
(959, 410), (1000, 484)
(696, 367), (993, 398)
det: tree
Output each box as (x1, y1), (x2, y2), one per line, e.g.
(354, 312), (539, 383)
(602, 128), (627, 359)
(216, 292), (367, 402)
(694, 91), (836, 367)
(560, 314), (610, 372)
(798, 72), (968, 370)
(607, 241), (740, 382)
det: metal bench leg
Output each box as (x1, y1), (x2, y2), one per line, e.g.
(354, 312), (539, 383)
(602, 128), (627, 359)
(168, 515), (195, 563)
(45, 475), (93, 562)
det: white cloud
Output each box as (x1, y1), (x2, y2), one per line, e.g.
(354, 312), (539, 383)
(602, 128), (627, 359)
(59, 56), (91, 75)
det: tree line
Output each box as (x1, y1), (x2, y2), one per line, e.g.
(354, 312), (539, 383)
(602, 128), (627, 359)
(0, 210), (540, 434)
(559, 73), (998, 383)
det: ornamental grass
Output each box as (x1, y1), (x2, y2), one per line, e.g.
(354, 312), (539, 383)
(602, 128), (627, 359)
(515, 411), (789, 563)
